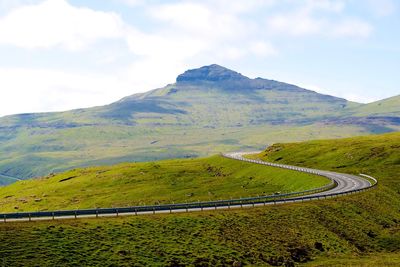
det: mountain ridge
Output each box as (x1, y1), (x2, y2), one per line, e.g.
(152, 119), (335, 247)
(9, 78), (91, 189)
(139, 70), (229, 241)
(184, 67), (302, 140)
(119, 64), (348, 105)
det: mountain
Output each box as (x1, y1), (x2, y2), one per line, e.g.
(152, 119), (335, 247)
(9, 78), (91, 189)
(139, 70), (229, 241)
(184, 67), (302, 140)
(0, 64), (398, 182)
(105, 64), (353, 127)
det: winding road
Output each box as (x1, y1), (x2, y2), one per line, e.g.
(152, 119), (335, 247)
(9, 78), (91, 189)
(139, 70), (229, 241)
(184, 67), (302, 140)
(224, 152), (375, 197)
(0, 152), (376, 223)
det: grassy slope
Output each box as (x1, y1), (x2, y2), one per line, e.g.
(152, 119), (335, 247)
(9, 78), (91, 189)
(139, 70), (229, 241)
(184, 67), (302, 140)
(0, 122), (370, 182)
(255, 132), (399, 179)
(347, 95), (400, 117)
(0, 156), (327, 213)
(0, 132), (399, 266)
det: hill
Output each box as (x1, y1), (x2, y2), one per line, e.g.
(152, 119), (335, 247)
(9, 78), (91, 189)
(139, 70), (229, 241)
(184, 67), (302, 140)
(0, 64), (399, 182)
(255, 132), (400, 174)
(0, 132), (399, 266)
(348, 94), (400, 117)
(321, 95), (400, 134)
(0, 155), (327, 212)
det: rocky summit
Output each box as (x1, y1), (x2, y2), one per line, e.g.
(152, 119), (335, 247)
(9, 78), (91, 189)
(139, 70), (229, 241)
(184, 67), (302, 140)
(176, 64), (247, 82)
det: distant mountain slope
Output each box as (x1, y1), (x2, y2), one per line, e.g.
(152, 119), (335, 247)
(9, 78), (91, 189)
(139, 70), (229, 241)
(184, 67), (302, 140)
(321, 94), (400, 134)
(349, 95), (400, 117)
(0, 64), (398, 182)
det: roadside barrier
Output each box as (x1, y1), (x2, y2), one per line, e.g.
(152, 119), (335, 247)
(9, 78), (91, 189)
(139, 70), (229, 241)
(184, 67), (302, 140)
(0, 153), (377, 222)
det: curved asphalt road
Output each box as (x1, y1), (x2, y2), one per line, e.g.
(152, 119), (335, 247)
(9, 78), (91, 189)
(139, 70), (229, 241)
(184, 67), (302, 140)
(0, 152), (376, 223)
(223, 152), (374, 197)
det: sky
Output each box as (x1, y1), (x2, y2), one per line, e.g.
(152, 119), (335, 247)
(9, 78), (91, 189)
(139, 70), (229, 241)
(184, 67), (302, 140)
(0, 0), (399, 117)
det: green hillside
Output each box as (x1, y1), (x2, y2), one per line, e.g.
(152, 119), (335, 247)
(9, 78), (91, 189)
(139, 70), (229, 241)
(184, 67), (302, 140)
(0, 155), (328, 213)
(0, 132), (399, 266)
(254, 131), (400, 176)
(324, 95), (400, 134)
(348, 94), (400, 117)
(1, 65), (399, 183)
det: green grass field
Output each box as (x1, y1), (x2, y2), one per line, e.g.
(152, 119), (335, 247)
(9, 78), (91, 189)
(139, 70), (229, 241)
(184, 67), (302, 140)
(0, 122), (373, 182)
(0, 132), (399, 266)
(254, 131), (400, 176)
(0, 155), (328, 213)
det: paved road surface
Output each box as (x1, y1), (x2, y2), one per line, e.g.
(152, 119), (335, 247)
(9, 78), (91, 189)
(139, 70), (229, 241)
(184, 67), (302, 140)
(224, 152), (374, 197)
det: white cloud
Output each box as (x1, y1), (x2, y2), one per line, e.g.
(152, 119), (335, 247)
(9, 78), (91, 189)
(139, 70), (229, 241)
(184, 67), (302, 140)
(249, 41), (277, 57)
(266, 5), (373, 39)
(0, 0), (125, 50)
(0, 67), (137, 116)
(267, 10), (322, 36)
(305, 0), (345, 13)
(144, 1), (277, 61)
(125, 28), (207, 60)
(116, 0), (146, 7)
(148, 2), (248, 40)
(331, 18), (372, 38)
(0, 0), (41, 13)
(367, 0), (397, 17)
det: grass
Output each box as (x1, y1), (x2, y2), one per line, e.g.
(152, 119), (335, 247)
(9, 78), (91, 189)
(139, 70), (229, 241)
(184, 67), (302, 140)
(304, 253), (400, 266)
(347, 94), (400, 117)
(0, 132), (398, 266)
(254, 132), (400, 179)
(0, 122), (373, 183)
(0, 155), (328, 213)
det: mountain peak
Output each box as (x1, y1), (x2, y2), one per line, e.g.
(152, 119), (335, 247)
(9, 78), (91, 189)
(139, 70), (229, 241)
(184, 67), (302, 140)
(176, 64), (247, 83)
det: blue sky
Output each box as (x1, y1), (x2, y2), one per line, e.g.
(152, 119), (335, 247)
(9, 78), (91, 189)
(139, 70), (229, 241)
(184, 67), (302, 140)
(0, 0), (399, 116)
